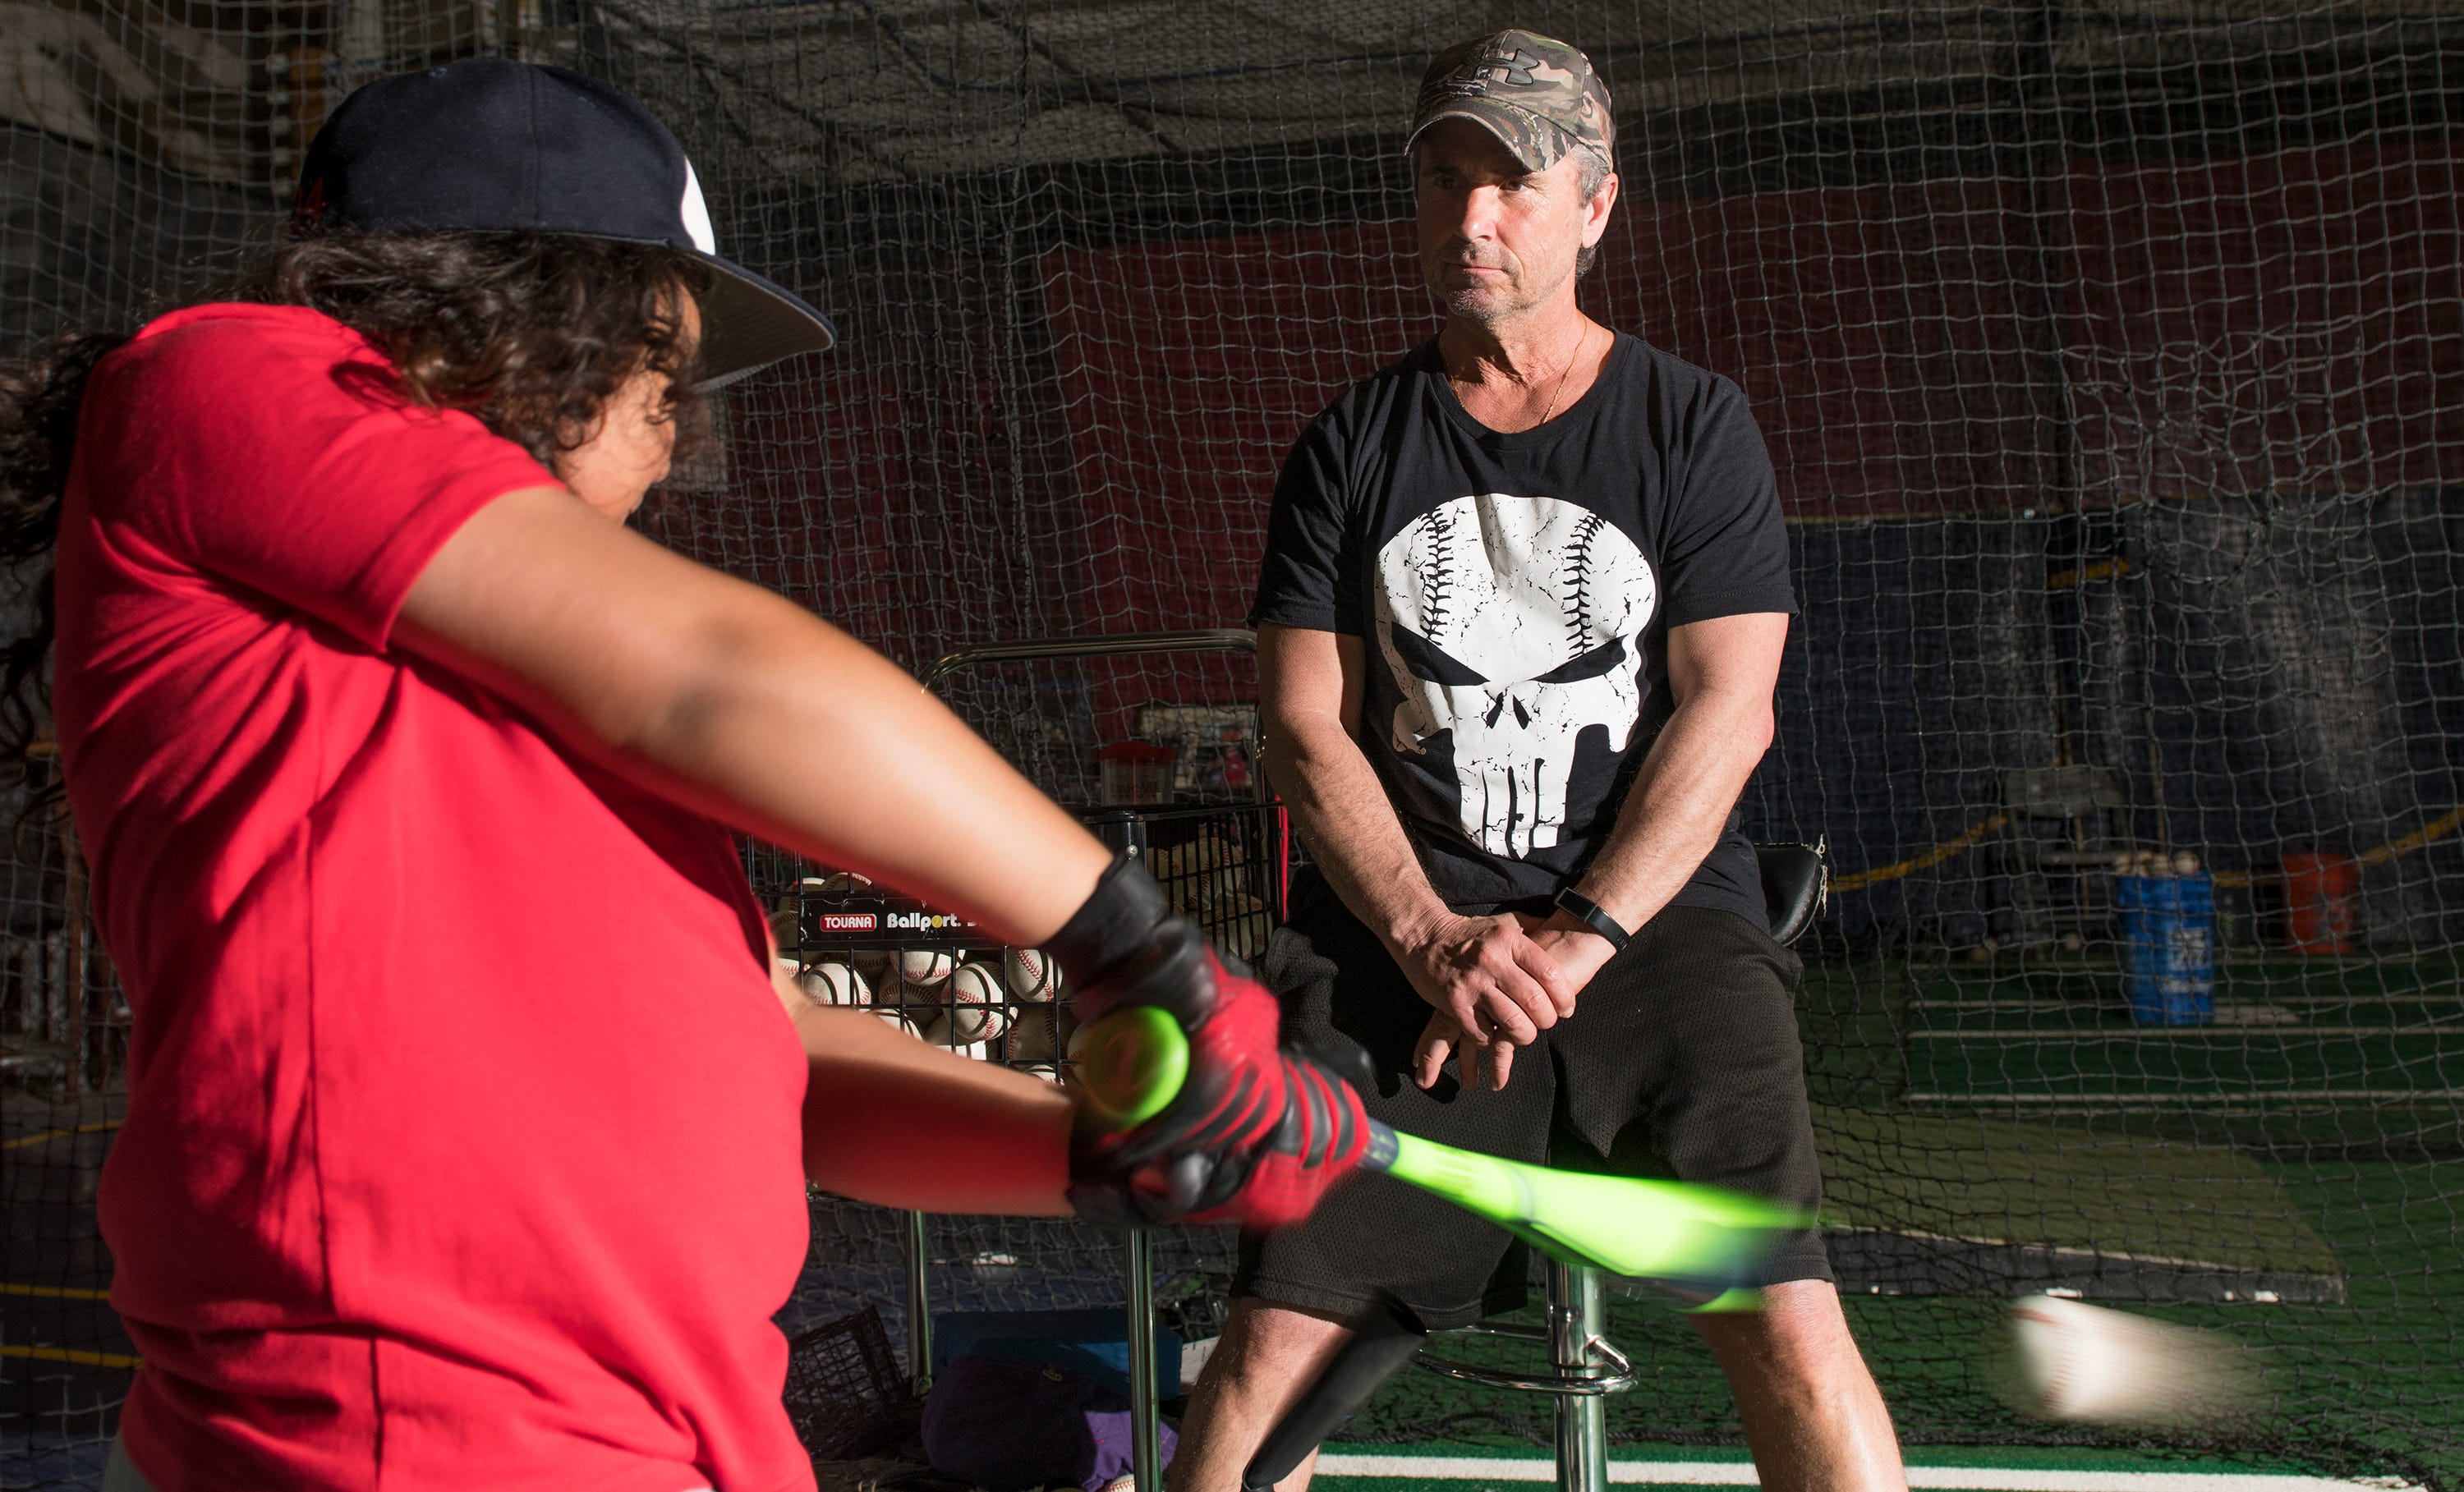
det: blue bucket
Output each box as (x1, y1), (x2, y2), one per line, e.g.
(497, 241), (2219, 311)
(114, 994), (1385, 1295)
(2112, 872), (2214, 1025)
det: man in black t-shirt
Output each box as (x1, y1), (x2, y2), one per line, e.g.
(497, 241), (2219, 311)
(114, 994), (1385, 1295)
(1169, 30), (1906, 1492)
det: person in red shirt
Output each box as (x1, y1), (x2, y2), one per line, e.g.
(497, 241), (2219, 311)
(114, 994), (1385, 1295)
(0, 59), (1367, 1491)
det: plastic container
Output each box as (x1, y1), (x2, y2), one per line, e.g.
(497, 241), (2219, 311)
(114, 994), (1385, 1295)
(1096, 741), (1175, 806)
(2282, 852), (2358, 954)
(2112, 872), (2214, 1026)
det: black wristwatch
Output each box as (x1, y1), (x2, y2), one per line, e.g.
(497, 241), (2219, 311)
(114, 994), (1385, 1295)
(1551, 887), (1632, 953)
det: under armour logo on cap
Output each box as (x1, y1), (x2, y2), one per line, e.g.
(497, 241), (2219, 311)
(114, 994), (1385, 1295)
(1450, 46), (1541, 91)
(1409, 29), (1615, 175)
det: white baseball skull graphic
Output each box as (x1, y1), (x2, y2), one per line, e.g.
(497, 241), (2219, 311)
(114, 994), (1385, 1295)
(1374, 494), (1657, 858)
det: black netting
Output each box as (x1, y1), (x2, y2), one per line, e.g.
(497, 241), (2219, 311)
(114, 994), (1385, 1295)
(5, 3), (2461, 1488)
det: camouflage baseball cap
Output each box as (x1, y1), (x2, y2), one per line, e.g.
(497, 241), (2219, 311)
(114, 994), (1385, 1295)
(1409, 29), (1614, 174)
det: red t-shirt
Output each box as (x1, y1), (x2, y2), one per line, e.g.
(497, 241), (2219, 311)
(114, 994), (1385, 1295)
(54, 304), (816, 1491)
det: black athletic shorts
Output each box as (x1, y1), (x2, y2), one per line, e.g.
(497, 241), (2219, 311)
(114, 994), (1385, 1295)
(1234, 874), (1832, 1329)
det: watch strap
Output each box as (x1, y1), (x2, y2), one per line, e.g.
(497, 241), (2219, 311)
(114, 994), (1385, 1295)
(1552, 887), (1632, 952)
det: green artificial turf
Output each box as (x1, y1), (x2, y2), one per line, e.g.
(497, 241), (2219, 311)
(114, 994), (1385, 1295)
(1312, 1439), (2352, 1490)
(1337, 1160), (2462, 1488)
(1815, 1107), (2345, 1281)
(1816, 956), (2464, 1150)
(1324, 957), (2463, 1491)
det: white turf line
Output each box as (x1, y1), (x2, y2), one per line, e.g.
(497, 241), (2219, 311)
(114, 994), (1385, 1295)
(1311, 1456), (2417, 1492)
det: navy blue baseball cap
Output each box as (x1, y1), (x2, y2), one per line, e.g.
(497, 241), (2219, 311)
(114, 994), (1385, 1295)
(293, 57), (835, 390)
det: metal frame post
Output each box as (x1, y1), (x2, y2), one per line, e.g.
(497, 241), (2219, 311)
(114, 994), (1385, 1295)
(1126, 1228), (1162, 1489)
(1548, 1261), (1609, 1492)
(903, 1211), (934, 1395)
(908, 631), (1273, 1481)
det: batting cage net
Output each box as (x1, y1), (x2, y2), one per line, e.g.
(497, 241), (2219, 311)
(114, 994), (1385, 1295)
(5, 1), (2462, 1488)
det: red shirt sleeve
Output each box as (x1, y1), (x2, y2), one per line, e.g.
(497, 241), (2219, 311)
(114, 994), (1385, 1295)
(81, 304), (558, 651)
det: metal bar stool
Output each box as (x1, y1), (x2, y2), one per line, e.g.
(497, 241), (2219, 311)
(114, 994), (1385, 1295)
(1414, 1256), (1634, 1492)
(1243, 842), (1827, 1492)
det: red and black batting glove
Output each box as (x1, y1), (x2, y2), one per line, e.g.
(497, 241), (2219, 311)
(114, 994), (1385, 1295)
(1067, 948), (1373, 1228)
(1047, 855), (1372, 1228)
(1046, 852), (1225, 1031)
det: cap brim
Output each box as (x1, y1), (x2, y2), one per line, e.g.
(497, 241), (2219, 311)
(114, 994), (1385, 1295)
(1405, 103), (1566, 174)
(691, 254), (836, 391)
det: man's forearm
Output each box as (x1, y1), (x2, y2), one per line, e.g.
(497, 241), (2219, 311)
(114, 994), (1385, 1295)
(1257, 625), (1577, 1047)
(1574, 686), (1775, 933)
(1265, 716), (1453, 954)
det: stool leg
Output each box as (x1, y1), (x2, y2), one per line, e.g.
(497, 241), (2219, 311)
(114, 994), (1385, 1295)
(904, 1210), (934, 1395)
(1127, 1228), (1163, 1490)
(1547, 1260), (1609, 1492)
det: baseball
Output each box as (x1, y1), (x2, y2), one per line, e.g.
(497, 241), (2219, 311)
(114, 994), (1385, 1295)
(796, 960), (870, 1007)
(894, 948), (957, 988)
(802, 870), (872, 894)
(1006, 1003), (1060, 1063)
(2172, 850), (2201, 875)
(872, 1006), (921, 1037)
(943, 962), (1009, 1044)
(1004, 947), (1063, 1003)
(913, 1011), (989, 1058)
(767, 905), (801, 954)
(1150, 833), (1239, 893)
(1211, 893), (1271, 962)
(1995, 1294), (2262, 1428)
(1062, 1017), (1094, 1081)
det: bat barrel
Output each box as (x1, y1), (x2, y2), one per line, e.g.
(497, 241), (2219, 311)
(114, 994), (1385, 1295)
(1075, 1006), (1188, 1125)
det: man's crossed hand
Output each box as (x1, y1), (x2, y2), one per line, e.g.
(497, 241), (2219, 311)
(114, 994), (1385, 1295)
(1401, 911), (1619, 1092)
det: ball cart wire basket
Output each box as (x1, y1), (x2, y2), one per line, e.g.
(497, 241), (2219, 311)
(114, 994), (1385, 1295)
(778, 629), (1280, 1485)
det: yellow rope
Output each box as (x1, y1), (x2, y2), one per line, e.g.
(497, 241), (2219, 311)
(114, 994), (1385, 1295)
(1, 1343), (139, 1369)
(1831, 815), (2009, 891)
(0, 1118), (122, 1153)
(2361, 806), (2464, 866)
(1832, 807), (2463, 891)
(2044, 558), (2134, 590)
(1, 1282), (111, 1300)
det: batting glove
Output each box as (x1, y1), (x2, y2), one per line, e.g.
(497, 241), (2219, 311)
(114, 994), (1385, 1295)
(1049, 855), (1372, 1228)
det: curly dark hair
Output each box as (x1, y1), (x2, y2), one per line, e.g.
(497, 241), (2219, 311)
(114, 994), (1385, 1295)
(0, 231), (711, 781)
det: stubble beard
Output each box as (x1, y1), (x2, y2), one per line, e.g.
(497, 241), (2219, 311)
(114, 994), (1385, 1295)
(1429, 274), (1524, 331)
(1424, 246), (1574, 332)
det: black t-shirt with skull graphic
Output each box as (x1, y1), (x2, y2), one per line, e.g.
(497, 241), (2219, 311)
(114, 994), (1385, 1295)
(1249, 332), (1796, 927)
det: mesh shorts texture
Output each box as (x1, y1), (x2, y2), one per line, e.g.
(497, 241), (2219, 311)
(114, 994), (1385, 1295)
(1234, 879), (1832, 1329)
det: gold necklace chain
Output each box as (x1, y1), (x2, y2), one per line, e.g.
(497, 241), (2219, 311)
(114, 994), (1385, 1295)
(1537, 322), (1593, 427)
(1446, 322), (1595, 429)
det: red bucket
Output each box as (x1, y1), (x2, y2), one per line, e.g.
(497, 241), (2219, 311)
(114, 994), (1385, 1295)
(2282, 852), (2358, 954)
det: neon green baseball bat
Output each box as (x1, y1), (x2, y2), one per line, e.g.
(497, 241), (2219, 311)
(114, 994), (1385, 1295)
(1075, 1008), (1802, 1285)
